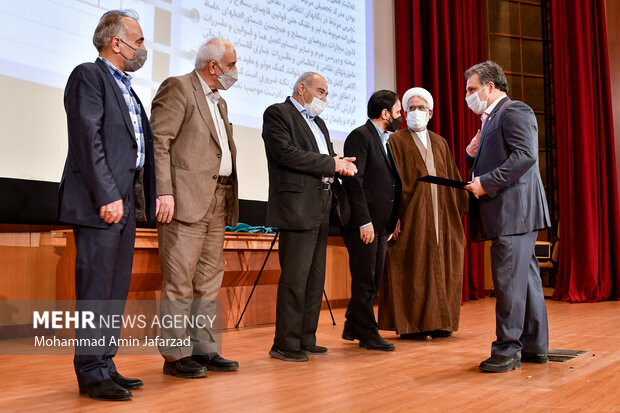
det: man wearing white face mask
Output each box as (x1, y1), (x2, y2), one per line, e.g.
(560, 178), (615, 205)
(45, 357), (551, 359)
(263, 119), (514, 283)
(463, 61), (550, 373)
(377, 87), (468, 342)
(262, 72), (357, 362)
(150, 37), (240, 378)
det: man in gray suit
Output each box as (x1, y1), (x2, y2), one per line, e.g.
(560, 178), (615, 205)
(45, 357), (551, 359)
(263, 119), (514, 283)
(463, 61), (551, 373)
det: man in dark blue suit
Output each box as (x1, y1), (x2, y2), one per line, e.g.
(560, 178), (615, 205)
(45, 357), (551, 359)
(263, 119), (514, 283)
(58, 10), (159, 400)
(464, 61), (551, 373)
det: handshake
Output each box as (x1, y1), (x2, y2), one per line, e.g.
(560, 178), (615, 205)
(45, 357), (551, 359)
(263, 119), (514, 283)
(333, 154), (357, 176)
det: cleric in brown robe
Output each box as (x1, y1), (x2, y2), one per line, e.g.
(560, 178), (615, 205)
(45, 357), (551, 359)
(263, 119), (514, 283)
(378, 87), (468, 340)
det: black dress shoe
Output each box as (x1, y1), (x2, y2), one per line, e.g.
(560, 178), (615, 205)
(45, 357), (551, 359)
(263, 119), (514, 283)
(302, 344), (328, 355)
(359, 334), (396, 351)
(400, 332), (432, 341)
(79, 379), (132, 401)
(430, 330), (453, 338)
(193, 354), (239, 371)
(521, 353), (549, 364)
(269, 345), (309, 362)
(479, 355), (521, 373)
(163, 356), (208, 378)
(342, 321), (358, 341)
(109, 371), (143, 390)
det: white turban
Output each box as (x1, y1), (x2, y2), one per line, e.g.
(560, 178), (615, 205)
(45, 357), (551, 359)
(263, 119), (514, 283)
(402, 87), (434, 112)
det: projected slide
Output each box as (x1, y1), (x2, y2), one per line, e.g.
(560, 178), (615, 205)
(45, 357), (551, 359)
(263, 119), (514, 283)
(0, 0), (372, 138)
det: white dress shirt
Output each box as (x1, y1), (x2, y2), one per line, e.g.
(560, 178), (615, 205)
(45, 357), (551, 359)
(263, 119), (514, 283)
(197, 71), (233, 176)
(289, 97), (330, 155)
(482, 94), (508, 131)
(414, 129), (429, 149)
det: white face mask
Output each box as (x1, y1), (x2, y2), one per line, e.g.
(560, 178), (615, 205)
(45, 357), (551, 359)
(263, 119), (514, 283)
(466, 85), (489, 115)
(216, 63), (238, 90)
(407, 109), (429, 131)
(302, 84), (327, 117)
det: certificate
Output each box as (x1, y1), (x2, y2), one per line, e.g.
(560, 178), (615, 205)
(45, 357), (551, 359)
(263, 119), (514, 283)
(417, 175), (469, 189)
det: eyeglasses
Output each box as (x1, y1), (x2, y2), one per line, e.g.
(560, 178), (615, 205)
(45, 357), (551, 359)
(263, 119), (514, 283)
(408, 105), (429, 112)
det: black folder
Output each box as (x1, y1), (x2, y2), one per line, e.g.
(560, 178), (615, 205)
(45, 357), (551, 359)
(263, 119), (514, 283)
(417, 175), (469, 189)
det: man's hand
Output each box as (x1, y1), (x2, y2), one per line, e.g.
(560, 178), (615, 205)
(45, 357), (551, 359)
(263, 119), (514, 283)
(99, 199), (123, 224)
(464, 176), (486, 198)
(388, 219), (401, 242)
(156, 195), (175, 223)
(334, 154), (357, 176)
(466, 129), (481, 157)
(360, 223), (375, 244)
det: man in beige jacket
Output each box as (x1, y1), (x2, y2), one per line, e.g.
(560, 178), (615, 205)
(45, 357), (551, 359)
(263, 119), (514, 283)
(150, 38), (239, 378)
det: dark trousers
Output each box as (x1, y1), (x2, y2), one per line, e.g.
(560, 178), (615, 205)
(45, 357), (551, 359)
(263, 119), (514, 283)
(73, 197), (136, 387)
(273, 190), (331, 351)
(490, 231), (549, 358)
(343, 229), (387, 333)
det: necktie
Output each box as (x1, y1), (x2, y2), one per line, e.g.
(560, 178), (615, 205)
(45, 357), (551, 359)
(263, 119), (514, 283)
(302, 109), (315, 121)
(481, 113), (489, 129)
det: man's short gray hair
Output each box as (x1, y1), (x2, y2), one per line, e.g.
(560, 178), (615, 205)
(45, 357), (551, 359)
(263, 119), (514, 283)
(465, 60), (509, 93)
(92, 9), (139, 52)
(195, 38), (234, 70)
(292, 72), (320, 96)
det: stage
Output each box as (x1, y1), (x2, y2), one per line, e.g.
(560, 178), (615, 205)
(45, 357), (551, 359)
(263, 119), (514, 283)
(1, 297), (619, 412)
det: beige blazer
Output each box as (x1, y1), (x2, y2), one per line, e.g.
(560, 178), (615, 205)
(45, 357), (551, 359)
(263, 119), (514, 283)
(151, 71), (239, 225)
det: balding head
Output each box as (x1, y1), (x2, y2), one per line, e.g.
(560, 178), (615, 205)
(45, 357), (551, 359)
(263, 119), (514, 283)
(292, 72), (328, 108)
(195, 38), (235, 70)
(195, 37), (237, 90)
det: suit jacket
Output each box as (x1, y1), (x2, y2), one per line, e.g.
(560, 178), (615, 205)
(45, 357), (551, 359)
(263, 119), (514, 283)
(342, 120), (401, 234)
(150, 71), (239, 225)
(262, 97), (337, 230)
(58, 58), (157, 228)
(466, 97), (550, 241)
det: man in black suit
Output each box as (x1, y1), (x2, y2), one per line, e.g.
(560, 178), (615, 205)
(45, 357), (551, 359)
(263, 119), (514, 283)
(59, 10), (159, 400)
(341, 90), (402, 351)
(464, 61), (550, 373)
(262, 72), (357, 362)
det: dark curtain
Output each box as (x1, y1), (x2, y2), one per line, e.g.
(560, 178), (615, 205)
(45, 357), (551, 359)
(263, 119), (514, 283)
(394, 0), (486, 300)
(550, 0), (620, 302)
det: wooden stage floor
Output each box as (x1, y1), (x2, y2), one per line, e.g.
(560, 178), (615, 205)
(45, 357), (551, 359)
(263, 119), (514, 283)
(1, 297), (619, 412)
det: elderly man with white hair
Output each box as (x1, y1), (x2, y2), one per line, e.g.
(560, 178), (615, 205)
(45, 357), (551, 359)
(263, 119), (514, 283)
(378, 87), (469, 341)
(150, 37), (240, 378)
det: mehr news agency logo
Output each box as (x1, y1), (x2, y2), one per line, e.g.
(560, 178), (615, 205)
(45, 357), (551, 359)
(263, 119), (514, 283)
(32, 310), (217, 348)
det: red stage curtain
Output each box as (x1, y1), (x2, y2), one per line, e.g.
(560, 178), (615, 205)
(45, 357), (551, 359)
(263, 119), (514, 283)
(394, 0), (486, 300)
(551, 0), (620, 302)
